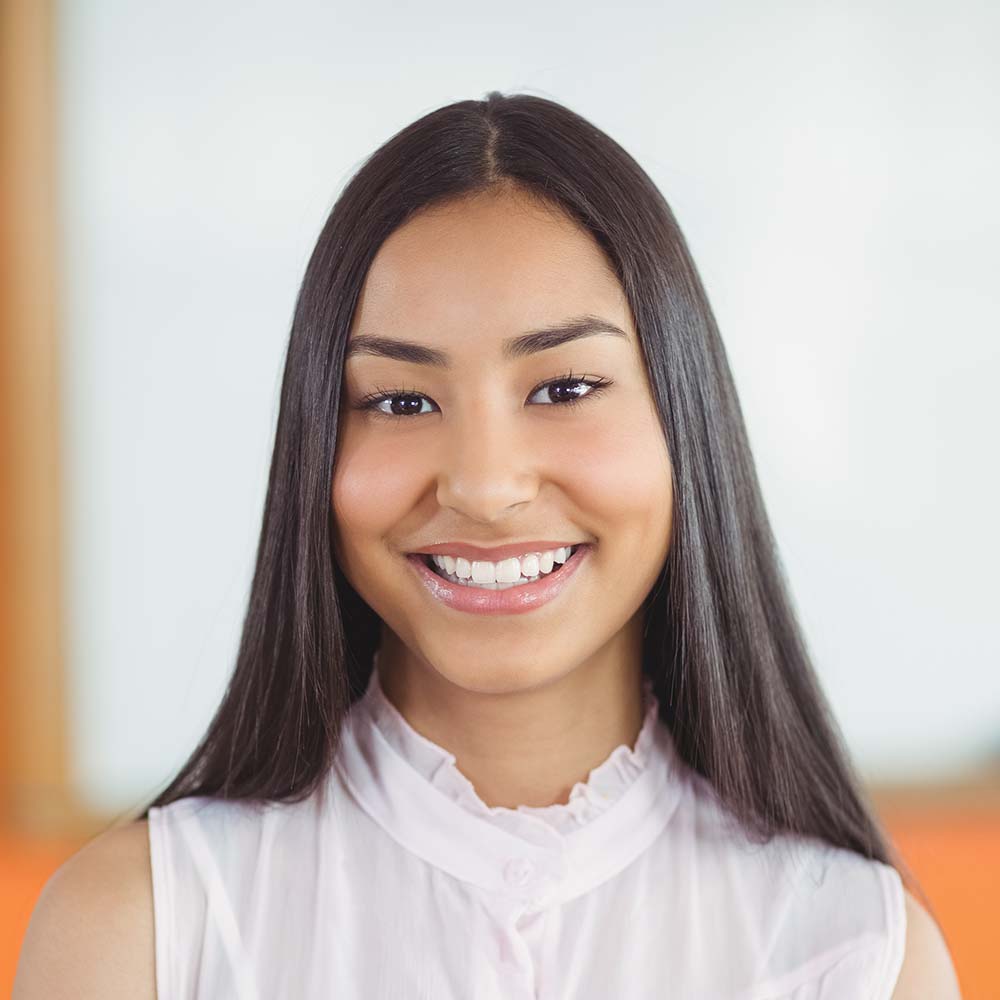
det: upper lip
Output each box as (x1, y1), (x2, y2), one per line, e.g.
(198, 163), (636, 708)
(411, 541), (587, 563)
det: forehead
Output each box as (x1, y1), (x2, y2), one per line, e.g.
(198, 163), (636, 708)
(349, 189), (631, 344)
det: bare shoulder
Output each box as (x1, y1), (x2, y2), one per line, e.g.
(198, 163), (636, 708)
(13, 818), (156, 1000)
(891, 887), (963, 999)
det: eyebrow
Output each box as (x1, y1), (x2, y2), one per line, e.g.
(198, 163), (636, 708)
(344, 314), (629, 368)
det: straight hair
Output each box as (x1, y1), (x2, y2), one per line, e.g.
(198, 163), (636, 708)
(136, 90), (927, 914)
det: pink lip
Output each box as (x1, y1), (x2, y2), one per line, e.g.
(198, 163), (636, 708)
(406, 544), (591, 616)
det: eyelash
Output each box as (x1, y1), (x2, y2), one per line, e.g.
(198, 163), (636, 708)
(353, 371), (613, 421)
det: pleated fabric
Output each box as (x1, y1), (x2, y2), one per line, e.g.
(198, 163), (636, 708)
(148, 653), (906, 999)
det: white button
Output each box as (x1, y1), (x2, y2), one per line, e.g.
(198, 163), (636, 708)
(503, 857), (536, 887)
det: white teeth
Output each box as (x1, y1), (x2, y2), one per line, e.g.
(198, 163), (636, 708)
(428, 545), (578, 587)
(494, 557), (522, 584)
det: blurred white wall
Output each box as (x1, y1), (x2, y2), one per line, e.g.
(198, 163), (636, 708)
(55, 0), (1000, 815)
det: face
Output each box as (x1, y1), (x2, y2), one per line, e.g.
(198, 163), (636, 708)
(331, 186), (673, 696)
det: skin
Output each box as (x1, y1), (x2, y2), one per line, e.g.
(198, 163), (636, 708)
(331, 184), (674, 810)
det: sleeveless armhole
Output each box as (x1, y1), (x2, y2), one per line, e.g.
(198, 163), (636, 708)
(147, 806), (173, 1000)
(727, 843), (913, 1000)
(872, 861), (908, 1000)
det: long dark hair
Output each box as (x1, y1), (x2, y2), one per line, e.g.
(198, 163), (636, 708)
(135, 90), (926, 911)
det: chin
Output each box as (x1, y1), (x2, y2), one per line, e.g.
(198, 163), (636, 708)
(424, 649), (572, 697)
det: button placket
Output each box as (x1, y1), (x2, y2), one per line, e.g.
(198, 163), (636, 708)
(503, 856), (536, 888)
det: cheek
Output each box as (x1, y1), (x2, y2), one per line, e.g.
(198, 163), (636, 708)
(560, 408), (673, 528)
(331, 426), (418, 563)
(563, 410), (673, 601)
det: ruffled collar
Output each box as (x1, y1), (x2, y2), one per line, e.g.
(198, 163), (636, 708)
(360, 649), (661, 840)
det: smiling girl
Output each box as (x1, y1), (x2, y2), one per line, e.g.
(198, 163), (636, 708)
(15, 91), (960, 999)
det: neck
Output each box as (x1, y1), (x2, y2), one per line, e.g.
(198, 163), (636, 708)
(374, 620), (646, 810)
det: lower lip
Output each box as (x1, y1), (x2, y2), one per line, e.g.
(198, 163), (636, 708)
(405, 545), (592, 616)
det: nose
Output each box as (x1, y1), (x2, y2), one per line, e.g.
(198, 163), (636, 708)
(434, 399), (539, 522)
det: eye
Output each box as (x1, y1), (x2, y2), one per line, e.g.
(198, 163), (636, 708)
(353, 372), (613, 421)
(526, 373), (612, 408)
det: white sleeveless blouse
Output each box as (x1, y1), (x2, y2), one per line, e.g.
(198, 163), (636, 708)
(148, 655), (907, 998)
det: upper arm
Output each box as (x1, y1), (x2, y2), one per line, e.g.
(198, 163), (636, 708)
(890, 888), (962, 999)
(12, 818), (157, 1000)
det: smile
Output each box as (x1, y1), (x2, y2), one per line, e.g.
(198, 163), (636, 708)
(405, 544), (592, 616)
(422, 544), (581, 589)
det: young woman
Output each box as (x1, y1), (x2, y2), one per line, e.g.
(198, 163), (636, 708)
(16, 91), (961, 999)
